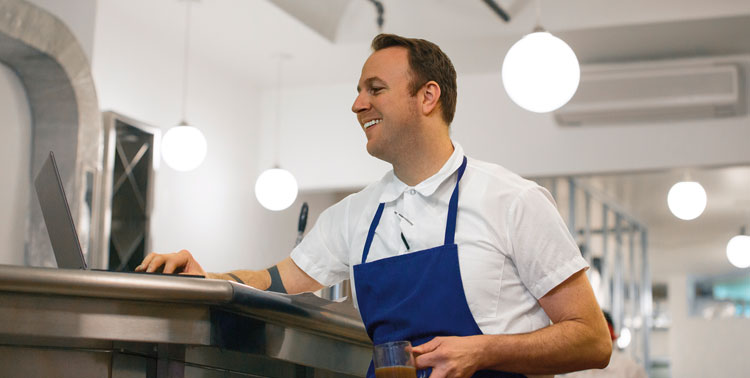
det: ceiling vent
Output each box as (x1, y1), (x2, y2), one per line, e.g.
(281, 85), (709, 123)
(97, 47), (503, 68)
(555, 59), (745, 126)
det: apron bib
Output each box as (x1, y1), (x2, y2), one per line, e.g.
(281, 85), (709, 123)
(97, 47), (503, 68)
(353, 157), (524, 378)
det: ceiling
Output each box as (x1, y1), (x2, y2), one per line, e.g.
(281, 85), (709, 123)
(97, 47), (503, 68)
(119, 0), (750, 90)
(254, 0), (750, 87)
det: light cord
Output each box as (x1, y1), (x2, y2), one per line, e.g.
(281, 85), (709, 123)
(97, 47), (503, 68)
(535, 0), (541, 28)
(273, 54), (291, 167)
(180, 0), (193, 124)
(274, 56), (282, 167)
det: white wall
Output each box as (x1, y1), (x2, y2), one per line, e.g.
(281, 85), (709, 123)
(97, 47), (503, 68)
(667, 274), (750, 377)
(91, 0), (333, 272)
(0, 63), (32, 265)
(258, 83), (391, 191)
(269, 70), (750, 191)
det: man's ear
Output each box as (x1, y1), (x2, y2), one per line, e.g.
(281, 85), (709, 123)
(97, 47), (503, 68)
(420, 81), (441, 116)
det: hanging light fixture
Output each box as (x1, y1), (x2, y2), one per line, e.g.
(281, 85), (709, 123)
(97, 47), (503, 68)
(727, 226), (750, 268)
(255, 55), (298, 211)
(501, 0), (580, 113)
(616, 327), (632, 349)
(667, 179), (707, 221)
(161, 0), (207, 172)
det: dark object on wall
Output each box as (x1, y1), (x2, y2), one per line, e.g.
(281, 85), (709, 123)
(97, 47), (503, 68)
(296, 202), (309, 246)
(100, 112), (159, 272)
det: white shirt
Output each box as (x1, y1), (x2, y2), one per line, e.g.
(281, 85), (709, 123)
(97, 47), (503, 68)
(291, 142), (588, 336)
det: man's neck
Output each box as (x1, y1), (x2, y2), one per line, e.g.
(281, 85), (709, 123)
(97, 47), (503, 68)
(392, 134), (454, 187)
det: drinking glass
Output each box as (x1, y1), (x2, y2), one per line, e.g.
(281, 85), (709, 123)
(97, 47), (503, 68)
(373, 340), (424, 378)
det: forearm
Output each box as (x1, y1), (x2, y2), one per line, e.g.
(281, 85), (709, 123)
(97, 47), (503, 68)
(206, 270), (271, 290)
(476, 319), (611, 375)
(205, 257), (324, 294)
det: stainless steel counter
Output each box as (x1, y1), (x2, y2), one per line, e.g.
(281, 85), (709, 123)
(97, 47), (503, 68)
(0, 264), (371, 378)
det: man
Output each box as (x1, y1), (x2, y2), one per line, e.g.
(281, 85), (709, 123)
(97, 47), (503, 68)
(137, 34), (611, 378)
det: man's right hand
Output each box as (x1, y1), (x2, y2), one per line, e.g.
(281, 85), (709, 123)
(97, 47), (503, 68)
(135, 253), (324, 294)
(135, 249), (207, 276)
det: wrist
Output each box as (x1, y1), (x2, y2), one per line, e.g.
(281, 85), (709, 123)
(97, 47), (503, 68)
(473, 334), (503, 371)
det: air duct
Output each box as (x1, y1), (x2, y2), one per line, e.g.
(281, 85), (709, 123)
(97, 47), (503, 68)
(555, 56), (746, 126)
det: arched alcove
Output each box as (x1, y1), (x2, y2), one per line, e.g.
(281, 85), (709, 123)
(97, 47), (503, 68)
(0, 0), (102, 266)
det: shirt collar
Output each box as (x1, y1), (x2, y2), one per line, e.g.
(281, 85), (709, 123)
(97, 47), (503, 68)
(378, 142), (465, 203)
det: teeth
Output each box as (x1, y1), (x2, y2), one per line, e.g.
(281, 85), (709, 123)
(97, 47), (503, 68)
(364, 119), (381, 129)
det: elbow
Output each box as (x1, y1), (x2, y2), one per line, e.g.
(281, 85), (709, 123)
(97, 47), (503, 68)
(584, 315), (614, 369)
(590, 335), (612, 369)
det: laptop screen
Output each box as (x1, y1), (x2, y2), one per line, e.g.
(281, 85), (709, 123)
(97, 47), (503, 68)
(34, 152), (87, 269)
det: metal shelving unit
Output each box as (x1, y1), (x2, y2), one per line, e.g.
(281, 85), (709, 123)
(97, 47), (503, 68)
(538, 177), (654, 376)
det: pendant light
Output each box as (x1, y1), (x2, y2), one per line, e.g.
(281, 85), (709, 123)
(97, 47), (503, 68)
(501, 0), (580, 113)
(727, 226), (750, 269)
(255, 55), (298, 211)
(161, 0), (207, 172)
(667, 175), (707, 221)
(616, 327), (632, 349)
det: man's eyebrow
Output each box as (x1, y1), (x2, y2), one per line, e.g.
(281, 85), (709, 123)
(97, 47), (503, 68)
(357, 77), (386, 92)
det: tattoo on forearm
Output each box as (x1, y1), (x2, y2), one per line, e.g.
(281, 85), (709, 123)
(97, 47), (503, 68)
(266, 265), (287, 293)
(227, 272), (245, 284)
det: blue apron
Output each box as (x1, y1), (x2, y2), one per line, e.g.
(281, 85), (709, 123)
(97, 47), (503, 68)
(353, 157), (525, 378)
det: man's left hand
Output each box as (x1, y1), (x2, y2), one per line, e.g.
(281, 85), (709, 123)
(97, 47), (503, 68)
(412, 336), (486, 378)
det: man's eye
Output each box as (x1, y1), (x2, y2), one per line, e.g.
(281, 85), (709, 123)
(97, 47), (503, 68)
(369, 87), (383, 94)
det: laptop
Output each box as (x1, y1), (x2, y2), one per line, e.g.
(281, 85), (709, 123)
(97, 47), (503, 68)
(34, 151), (202, 277)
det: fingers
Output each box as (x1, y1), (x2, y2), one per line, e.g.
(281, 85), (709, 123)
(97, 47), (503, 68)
(425, 368), (442, 378)
(145, 254), (167, 273)
(415, 352), (436, 371)
(135, 250), (199, 275)
(413, 337), (441, 355)
(414, 338), (442, 370)
(416, 337), (482, 378)
(163, 256), (179, 274)
(135, 253), (156, 272)
(178, 250), (206, 275)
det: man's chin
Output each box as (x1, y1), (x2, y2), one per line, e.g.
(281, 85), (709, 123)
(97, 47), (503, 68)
(365, 142), (390, 163)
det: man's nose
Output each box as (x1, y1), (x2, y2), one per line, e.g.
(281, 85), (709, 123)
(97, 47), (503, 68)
(352, 92), (369, 114)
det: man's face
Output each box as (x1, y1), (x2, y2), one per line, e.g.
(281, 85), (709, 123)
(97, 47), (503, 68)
(352, 47), (421, 162)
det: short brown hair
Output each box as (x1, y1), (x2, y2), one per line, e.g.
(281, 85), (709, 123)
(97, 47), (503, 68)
(371, 34), (457, 125)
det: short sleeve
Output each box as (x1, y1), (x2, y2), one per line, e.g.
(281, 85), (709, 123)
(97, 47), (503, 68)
(290, 197), (352, 287)
(507, 186), (588, 299)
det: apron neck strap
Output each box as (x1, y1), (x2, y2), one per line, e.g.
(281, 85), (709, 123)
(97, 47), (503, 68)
(444, 156), (467, 245)
(361, 156), (468, 264)
(361, 203), (386, 264)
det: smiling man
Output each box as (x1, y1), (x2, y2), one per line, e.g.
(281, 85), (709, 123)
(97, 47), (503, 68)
(354, 42), (454, 188)
(138, 34), (611, 378)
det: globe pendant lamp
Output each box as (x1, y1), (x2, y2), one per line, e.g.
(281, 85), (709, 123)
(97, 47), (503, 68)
(162, 121), (207, 172)
(255, 55), (298, 211)
(501, 1), (580, 113)
(162, 0), (207, 172)
(255, 168), (298, 211)
(616, 327), (632, 349)
(667, 180), (707, 221)
(726, 227), (750, 268)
